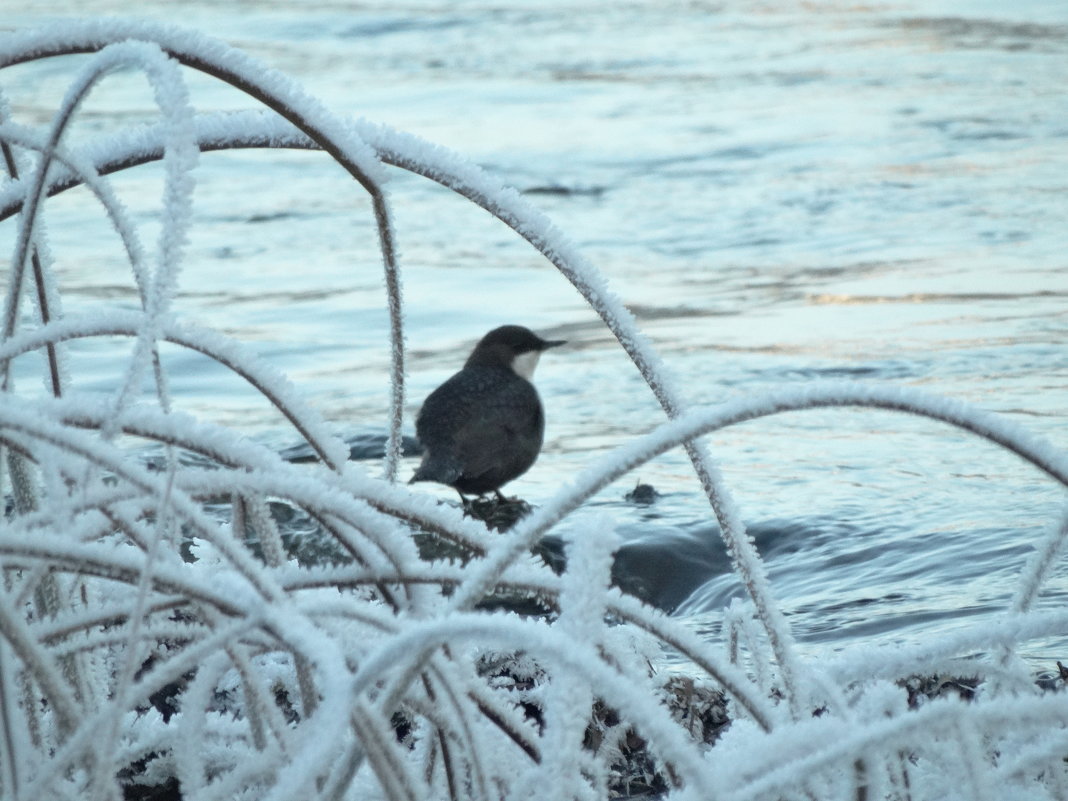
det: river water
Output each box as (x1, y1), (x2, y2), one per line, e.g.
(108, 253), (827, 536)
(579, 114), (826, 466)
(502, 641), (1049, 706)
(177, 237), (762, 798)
(2, 0), (1067, 665)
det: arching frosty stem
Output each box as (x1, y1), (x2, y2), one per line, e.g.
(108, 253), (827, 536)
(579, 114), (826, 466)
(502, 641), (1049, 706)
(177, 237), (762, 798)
(0, 21), (406, 482)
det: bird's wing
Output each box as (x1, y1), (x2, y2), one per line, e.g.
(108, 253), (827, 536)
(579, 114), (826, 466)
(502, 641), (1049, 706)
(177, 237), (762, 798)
(454, 379), (543, 480)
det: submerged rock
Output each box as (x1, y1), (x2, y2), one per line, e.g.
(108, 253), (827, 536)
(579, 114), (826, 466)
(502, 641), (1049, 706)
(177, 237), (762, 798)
(624, 480), (661, 505)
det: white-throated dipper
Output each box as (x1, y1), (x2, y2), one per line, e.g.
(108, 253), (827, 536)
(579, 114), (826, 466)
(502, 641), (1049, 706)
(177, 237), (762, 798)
(410, 325), (565, 499)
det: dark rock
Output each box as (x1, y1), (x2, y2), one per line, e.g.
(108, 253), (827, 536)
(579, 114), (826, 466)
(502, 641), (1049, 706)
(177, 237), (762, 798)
(624, 481), (661, 505)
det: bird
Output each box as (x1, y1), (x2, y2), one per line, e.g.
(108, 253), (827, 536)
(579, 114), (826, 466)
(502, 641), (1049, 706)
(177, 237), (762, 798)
(410, 325), (565, 500)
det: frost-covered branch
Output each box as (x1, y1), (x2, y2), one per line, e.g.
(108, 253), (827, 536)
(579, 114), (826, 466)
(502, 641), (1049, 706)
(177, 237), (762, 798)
(1, 20), (405, 481)
(0, 20), (1062, 801)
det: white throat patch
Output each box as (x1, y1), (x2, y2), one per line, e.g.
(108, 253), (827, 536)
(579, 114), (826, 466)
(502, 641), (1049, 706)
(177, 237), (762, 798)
(511, 350), (541, 380)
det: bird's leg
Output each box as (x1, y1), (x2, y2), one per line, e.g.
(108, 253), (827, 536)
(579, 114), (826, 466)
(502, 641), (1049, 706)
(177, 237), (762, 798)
(494, 490), (507, 503)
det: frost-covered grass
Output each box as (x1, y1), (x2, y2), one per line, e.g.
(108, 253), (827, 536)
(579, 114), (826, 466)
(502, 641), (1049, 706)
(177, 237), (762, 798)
(1, 20), (1066, 801)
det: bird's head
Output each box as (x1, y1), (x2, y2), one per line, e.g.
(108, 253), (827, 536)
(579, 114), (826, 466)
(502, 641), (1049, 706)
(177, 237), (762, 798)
(465, 325), (566, 379)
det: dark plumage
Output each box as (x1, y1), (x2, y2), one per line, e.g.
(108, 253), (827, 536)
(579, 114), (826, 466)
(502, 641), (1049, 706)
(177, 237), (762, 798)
(410, 325), (565, 498)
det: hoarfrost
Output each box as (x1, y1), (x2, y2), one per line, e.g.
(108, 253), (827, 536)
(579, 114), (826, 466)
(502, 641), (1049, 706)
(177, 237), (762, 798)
(0, 18), (1064, 801)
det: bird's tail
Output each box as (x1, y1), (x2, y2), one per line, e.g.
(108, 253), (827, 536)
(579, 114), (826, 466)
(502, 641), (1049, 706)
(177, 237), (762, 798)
(409, 454), (462, 486)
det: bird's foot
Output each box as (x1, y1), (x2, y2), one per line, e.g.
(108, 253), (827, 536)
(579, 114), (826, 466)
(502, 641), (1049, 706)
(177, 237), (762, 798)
(461, 492), (533, 531)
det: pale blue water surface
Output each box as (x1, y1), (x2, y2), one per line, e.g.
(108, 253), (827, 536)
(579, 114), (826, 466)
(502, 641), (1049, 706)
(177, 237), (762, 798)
(1, 0), (1066, 665)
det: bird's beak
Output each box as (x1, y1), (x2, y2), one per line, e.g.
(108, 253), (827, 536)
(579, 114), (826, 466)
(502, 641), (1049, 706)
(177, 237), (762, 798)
(541, 339), (567, 350)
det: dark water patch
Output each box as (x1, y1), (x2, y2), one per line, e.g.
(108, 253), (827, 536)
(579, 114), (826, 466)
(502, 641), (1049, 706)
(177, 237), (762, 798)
(281, 430), (423, 463)
(615, 150), (732, 175)
(709, 142), (796, 162)
(523, 183), (607, 198)
(890, 17), (1068, 53)
(181, 287), (357, 306)
(1001, 407), (1068, 418)
(546, 54), (683, 76)
(917, 115), (1027, 143)
(950, 129), (1024, 142)
(718, 235), (784, 251)
(674, 516), (945, 618)
(540, 522), (732, 614)
(574, 517), (858, 614)
(62, 283), (142, 300)
(798, 601), (998, 644)
(740, 360), (921, 382)
(782, 194), (837, 215)
(212, 210), (315, 224)
(246, 211), (302, 224)
(821, 592), (911, 613)
(628, 303), (739, 322)
(337, 15), (466, 39)
(979, 229), (1030, 243)
(920, 115), (1005, 130)
(548, 68), (726, 84)
(738, 70), (828, 87)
